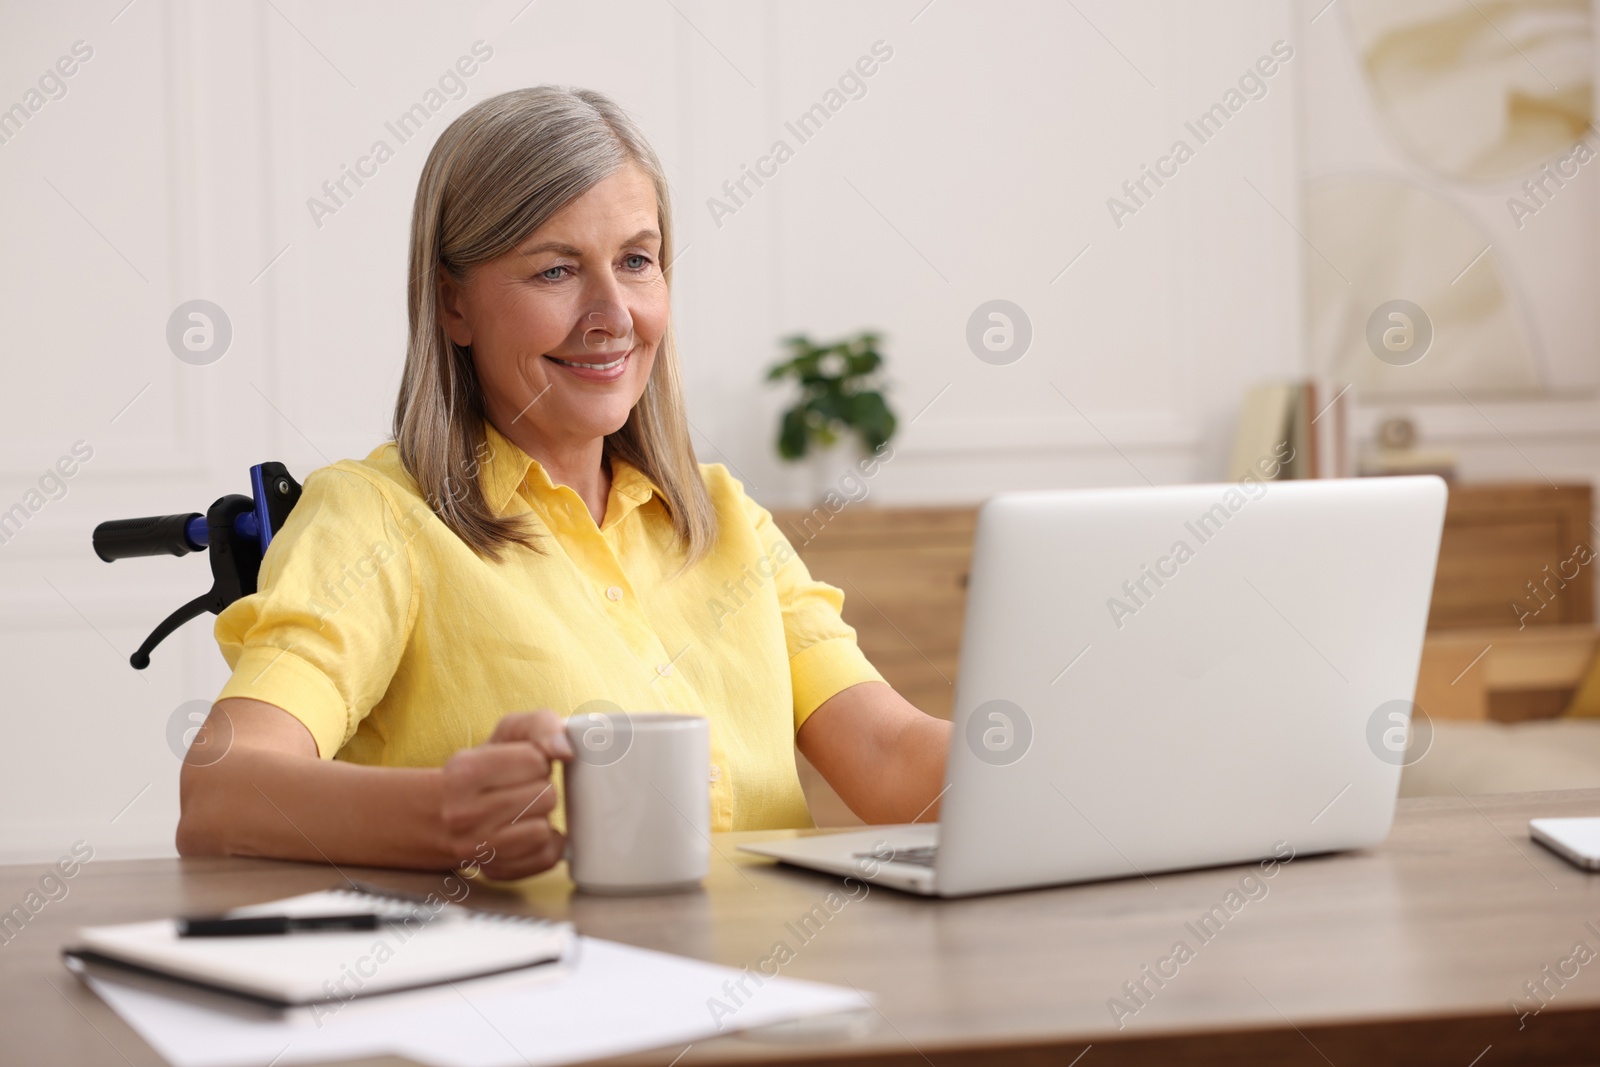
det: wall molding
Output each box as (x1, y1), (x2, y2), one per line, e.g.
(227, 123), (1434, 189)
(897, 410), (1200, 456)
(1352, 397), (1600, 445)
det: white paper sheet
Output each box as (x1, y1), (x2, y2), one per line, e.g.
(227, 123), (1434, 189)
(84, 936), (872, 1067)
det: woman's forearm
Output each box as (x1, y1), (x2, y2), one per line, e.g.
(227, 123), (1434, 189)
(799, 681), (953, 825)
(879, 712), (953, 824)
(178, 698), (569, 879)
(178, 745), (458, 869)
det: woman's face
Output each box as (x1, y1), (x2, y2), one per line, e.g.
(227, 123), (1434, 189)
(440, 163), (668, 454)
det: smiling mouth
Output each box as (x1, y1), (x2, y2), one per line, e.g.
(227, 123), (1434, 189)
(545, 351), (629, 371)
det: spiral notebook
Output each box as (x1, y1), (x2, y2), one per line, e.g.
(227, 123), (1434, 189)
(62, 885), (573, 1008)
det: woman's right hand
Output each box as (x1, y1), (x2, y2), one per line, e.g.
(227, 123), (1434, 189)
(439, 709), (573, 880)
(178, 698), (576, 877)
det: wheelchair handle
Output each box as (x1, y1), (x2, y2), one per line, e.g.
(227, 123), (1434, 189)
(92, 462), (301, 669)
(93, 513), (241, 561)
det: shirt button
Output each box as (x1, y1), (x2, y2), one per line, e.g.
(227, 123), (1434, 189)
(605, 586), (623, 601)
(709, 764), (721, 783)
(656, 663), (674, 677)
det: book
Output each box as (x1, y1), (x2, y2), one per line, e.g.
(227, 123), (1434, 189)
(1312, 378), (1351, 478)
(63, 886), (572, 1008)
(1229, 379), (1350, 481)
(1228, 382), (1296, 480)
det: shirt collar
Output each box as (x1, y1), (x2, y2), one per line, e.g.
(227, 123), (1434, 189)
(479, 420), (663, 521)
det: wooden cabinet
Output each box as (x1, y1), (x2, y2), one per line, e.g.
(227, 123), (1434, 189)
(772, 506), (975, 826)
(1417, 624), (1599, 721)
(775, 482), (1598, 820)
(771, 505), (977, 724)
(1428, 483), (1593, 631)
(1416, 484), (1597, 719)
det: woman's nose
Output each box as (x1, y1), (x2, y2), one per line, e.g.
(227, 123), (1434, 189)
(579, 305), (631, 350)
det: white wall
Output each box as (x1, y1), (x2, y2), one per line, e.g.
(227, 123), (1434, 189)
(0, 0), (1592, 862)
(1299, 0), (1600, 482)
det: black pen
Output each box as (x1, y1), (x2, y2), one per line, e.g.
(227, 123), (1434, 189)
(177, 913), (412, 937)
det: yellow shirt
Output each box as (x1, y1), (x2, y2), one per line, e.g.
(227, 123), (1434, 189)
(213, 421), (885, 832)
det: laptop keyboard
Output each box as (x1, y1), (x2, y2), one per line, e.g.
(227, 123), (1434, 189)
(853, 845), (937, 868)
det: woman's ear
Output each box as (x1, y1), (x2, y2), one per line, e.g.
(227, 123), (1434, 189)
(438, 269), (473, 347)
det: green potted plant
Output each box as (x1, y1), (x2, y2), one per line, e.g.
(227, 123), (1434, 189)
(765, 330), (897, 469)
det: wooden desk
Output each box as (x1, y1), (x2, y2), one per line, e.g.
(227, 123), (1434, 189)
(10, 789), (1600, 1065)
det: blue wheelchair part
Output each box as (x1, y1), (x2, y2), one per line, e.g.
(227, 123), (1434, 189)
(92, 462), (302, 669)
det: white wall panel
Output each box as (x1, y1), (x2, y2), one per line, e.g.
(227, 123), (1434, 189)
(1, 0), (1593, 862)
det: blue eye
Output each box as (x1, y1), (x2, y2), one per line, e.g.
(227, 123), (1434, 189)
(624, 254), (651, 271)
(540, 266), (568, 281)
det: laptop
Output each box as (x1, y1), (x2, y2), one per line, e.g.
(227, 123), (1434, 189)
(741, 476), (1448, 896)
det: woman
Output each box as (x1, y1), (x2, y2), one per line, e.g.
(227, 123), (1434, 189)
(177, 86), (950, 881)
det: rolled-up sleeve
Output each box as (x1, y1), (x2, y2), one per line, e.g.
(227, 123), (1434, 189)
(213, 464), (417, 758)
(741, 496), (887, 733)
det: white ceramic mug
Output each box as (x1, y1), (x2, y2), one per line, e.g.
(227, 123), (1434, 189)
(563, 710), (711, 894)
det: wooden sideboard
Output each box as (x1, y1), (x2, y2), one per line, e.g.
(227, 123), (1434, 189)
(1416, 624), (1600, 722)
(1427, 482), (1593, 630)
(775, 482), (1598, 824)
(771, 505), (975, 723)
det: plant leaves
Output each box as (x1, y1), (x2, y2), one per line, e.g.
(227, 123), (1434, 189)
(847, 391), (896, 450)
(778, 406), (810, 460)
(766, 329), (897, 460)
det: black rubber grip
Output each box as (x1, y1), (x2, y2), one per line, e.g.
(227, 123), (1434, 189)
(93, 513), (203, 561)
